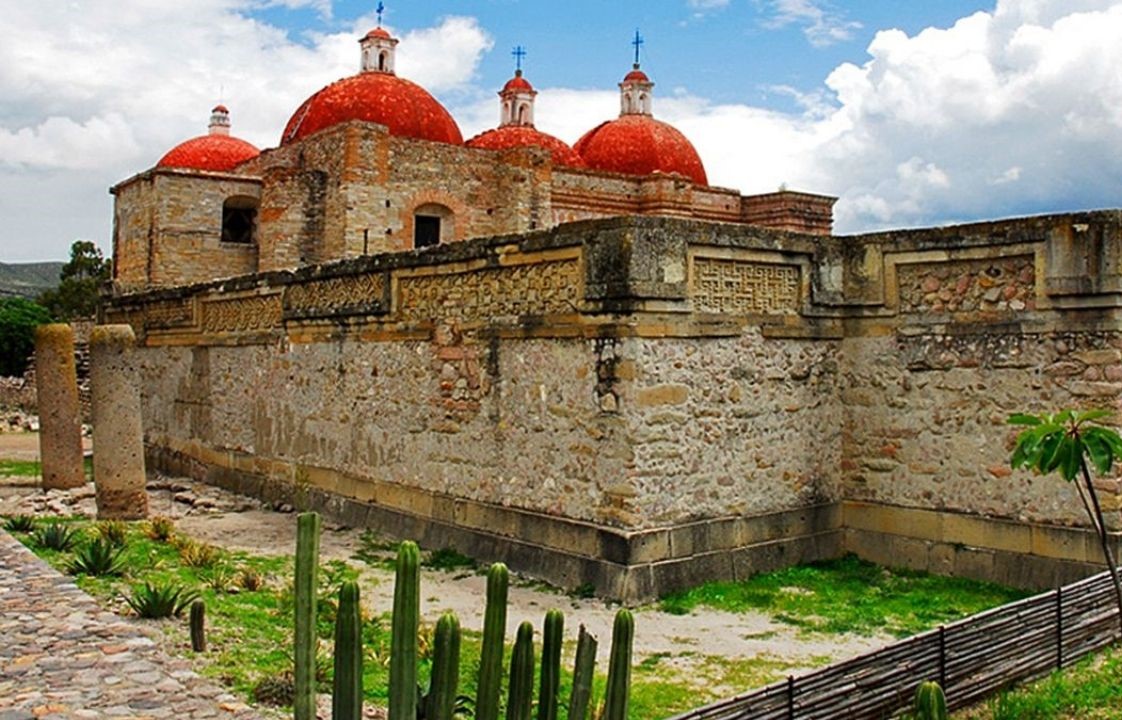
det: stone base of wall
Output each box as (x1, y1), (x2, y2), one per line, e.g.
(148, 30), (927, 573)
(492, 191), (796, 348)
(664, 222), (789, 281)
(146, 444), (842, 602)
(843, 501), (1117, 589)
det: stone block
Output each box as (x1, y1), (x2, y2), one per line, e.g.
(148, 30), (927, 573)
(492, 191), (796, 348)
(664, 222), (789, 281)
(943, 513), (1032, 554)
(636, 384), (689, 407)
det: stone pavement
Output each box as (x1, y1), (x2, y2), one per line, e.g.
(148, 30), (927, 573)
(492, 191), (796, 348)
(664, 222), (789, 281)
(0, 530), (264, 720)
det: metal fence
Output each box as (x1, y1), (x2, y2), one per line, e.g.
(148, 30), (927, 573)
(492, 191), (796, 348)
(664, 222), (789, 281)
(667, 569), (1121, 719)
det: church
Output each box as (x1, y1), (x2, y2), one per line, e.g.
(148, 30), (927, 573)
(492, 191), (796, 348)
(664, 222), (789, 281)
(110, 23), (835, 290)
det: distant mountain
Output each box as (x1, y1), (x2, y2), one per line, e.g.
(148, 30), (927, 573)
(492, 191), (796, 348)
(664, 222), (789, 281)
(0, 262), (63, 300)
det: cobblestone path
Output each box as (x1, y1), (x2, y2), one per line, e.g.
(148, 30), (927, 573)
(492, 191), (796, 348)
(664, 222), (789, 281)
(0, 530), (264, 720)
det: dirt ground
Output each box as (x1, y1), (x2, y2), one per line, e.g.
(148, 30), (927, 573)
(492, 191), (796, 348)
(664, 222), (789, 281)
(0, 432), (890, 698)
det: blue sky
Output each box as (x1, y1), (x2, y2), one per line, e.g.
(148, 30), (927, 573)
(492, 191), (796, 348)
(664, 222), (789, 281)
(2, 1), (1122, 262)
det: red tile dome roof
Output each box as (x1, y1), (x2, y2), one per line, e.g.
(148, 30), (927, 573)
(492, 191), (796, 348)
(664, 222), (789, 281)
(281, 72), (463, 146)
(157, 134), (260, 172)
(503, 71), (534, 93)
(574, 115), (707, 185)
(466, 126), (585, 167)
(623, 67), (651, 83)
(364, 26), (392, 40)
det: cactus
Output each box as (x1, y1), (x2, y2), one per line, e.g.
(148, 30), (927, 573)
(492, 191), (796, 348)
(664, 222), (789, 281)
(506, 621), (536, 720)
(425, 611), (462, 720)
(189, 599), (206, 652)
(475, 562), (509, 720)
(567, 625), (598, 720)
(536, 609), (564, 720)
(913, 680), (948, 720)
(333, 580), (364, 720)
(390, 541), (421, 720)
(602, 609), (633, 720)
(294, 511), (321, 720)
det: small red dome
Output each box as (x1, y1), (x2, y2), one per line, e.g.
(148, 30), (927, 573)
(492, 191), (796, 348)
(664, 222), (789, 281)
(466, 126), (585, 168)
(623, 67), (651, 83)
(157, 134), (259, 172)
(282, 72), (462, 146)
(364, 26), (392, 40)
(502, 71), (534, 93)
(575, 115), (707, 185)
(212, 103), (229, 113)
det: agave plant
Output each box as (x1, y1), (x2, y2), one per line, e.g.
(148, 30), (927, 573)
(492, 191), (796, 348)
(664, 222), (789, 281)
(144, 515), (175, 542)
(68, 537), (126, 577)
(95, 519), (130, 546)
(179, 540), (222, 568)
(33, 522), (80, 551)
(3, 514), (36, 533)
(124, 581), (200, 619)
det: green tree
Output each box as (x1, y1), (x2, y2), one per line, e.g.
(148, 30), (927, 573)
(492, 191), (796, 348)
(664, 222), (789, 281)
(38, 240), (111, 321)
(1009, 409), (1122, 625)
(0, 297), (52, 377)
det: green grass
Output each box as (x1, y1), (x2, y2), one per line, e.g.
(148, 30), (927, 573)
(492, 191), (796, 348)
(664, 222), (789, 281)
(959, 645), (1122, 719)
(0, 459), (40, 477)
(659, 554), (1030, 637)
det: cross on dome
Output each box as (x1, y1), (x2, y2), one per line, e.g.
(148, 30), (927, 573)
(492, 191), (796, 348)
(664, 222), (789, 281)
(512, 45), (527, 72)
(376, 1), (385, 25)
(632, 29), (644, 66)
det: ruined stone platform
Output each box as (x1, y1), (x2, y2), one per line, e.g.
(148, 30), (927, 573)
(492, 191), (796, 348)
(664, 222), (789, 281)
(0, 530), (261, 720)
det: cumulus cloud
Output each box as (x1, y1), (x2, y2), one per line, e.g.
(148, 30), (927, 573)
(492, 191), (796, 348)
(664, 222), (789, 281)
(764, 0), (862, 47)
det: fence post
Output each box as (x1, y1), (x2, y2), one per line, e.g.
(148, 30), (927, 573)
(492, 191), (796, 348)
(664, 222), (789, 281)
(938, 625), (947, 689)
(1055, 586), (1063, 669)
(787, 675), (795, 720)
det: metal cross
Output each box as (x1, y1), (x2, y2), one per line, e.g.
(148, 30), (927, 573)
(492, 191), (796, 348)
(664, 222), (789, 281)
(512, 45), (527, 71)
(376, 2), (385, 25)
(632, 29), (644, 65)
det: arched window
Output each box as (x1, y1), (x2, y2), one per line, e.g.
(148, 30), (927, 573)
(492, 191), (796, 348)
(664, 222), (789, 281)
(379, 51), (388, 72)
(413, 203), (454, 248)
(639, 93), (649, 113)
(222, 195), (258, 244)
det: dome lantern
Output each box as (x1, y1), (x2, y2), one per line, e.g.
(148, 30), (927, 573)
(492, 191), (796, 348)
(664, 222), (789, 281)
(360, 26), (398, 74)
(500, 47), (537, 127)
(208, 104), (231, 136)
(157, 104), (260, 172)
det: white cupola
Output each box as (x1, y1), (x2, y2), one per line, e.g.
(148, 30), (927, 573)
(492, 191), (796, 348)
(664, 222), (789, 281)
(619, 64), (654, 117)
(208, 104), (231, 136)
(360, 26), (398, 74)
(500, 70), (537, 127)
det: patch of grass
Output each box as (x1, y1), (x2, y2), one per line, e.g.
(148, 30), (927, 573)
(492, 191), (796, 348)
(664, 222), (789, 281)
(659, 554), (1029, 637)
(0, 459), (40, 477)
(424, 547), (476, 571)
(352, 529), (397, 569)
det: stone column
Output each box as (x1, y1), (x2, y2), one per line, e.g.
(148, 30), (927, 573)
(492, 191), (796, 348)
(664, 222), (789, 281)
(34, 324), (85, 489)
(90, 324), (148, 519)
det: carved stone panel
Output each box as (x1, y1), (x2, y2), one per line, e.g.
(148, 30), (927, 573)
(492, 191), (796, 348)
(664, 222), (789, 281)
(398, 259), (581, 321)
(144, 299), (195, 329)
(692, 258), (801, 315)
(284, 273), (387, 319)
(201, 295), (282, 333)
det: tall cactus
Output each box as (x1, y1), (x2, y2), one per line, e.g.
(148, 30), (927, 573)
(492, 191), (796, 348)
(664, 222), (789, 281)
(537, 610), (564, 720)
(294, 511), (321, 720)
(506, 621), (536, 720)
(475, 562), (509, 720)
(390, 541), (421, 720)
(913, 680), (948, 720)
(567, 625), (598, 720)
(189, 599), (206, 652)
(425, 611), (462, 720)
(602, 609), (634, 720)
(333, 580), (364, 720)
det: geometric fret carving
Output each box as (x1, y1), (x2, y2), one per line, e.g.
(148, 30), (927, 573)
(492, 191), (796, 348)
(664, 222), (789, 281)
(399, 259), (581, 320)
(284, 272), (386, 319)
(144, 299), (194, 329)
(201, 295), (282, 333)
(693, 258), (800, 315)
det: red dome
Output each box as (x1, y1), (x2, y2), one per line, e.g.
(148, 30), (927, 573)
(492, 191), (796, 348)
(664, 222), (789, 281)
(364, 26), (392, 40)
(466, 126), (585, 168)
(575, 115), (707, 185)
(157, 134), (260, 172)
(623, 68), (651, 83)
(282, 72), (463, 146)
(503, 72), (534, 93)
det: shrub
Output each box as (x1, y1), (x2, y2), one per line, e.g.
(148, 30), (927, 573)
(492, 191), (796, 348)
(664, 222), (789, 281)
(95, 519), (129, 546)
(33, 522), (79, 551)
(238, 567), (266, 591)
(0, 297), (52, 377)
(124, 581), (200, 619)
(179, 540), (222, 568)
(3, 514), (36, 532)
(68, 538), (125, 577)
(144, 515), (175, 542)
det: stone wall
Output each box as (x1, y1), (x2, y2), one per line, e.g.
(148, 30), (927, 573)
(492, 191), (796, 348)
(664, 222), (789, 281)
(105, 210), (1122, 599)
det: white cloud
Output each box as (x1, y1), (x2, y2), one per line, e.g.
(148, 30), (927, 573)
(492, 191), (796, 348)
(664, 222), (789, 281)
(764, 0), (862, 47)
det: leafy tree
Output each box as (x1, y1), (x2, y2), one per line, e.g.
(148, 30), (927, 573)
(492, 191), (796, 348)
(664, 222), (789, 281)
(1009, 409), (1122, 626)
(0, 297), (52, 377)
(38, 240), (111, 321)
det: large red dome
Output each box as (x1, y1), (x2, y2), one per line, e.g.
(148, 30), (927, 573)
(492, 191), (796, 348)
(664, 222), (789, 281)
(282, 73), (463, 146)
(157, 134), (260, 172)
(466, 126), (585, 168)
(574, 115), (707, 186)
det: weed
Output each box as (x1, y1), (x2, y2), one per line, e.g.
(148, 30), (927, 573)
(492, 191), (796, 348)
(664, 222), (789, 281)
(33, 522), (80, 552)
(252, 671), (295, 707)
(202, 562), (235, 592)
(179, 540), (222, 568)
(352, 528), (396, 568)
(238, 567), (266, 591)
(424, 547), (476, 571)
(144, 515), (175, 542)
(95, 520), (129, 546)
(68, 538), (125, 577)
(571, 582), (597, 599)
(124, 581), (200, 618)
(3, 514), (36, 532)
